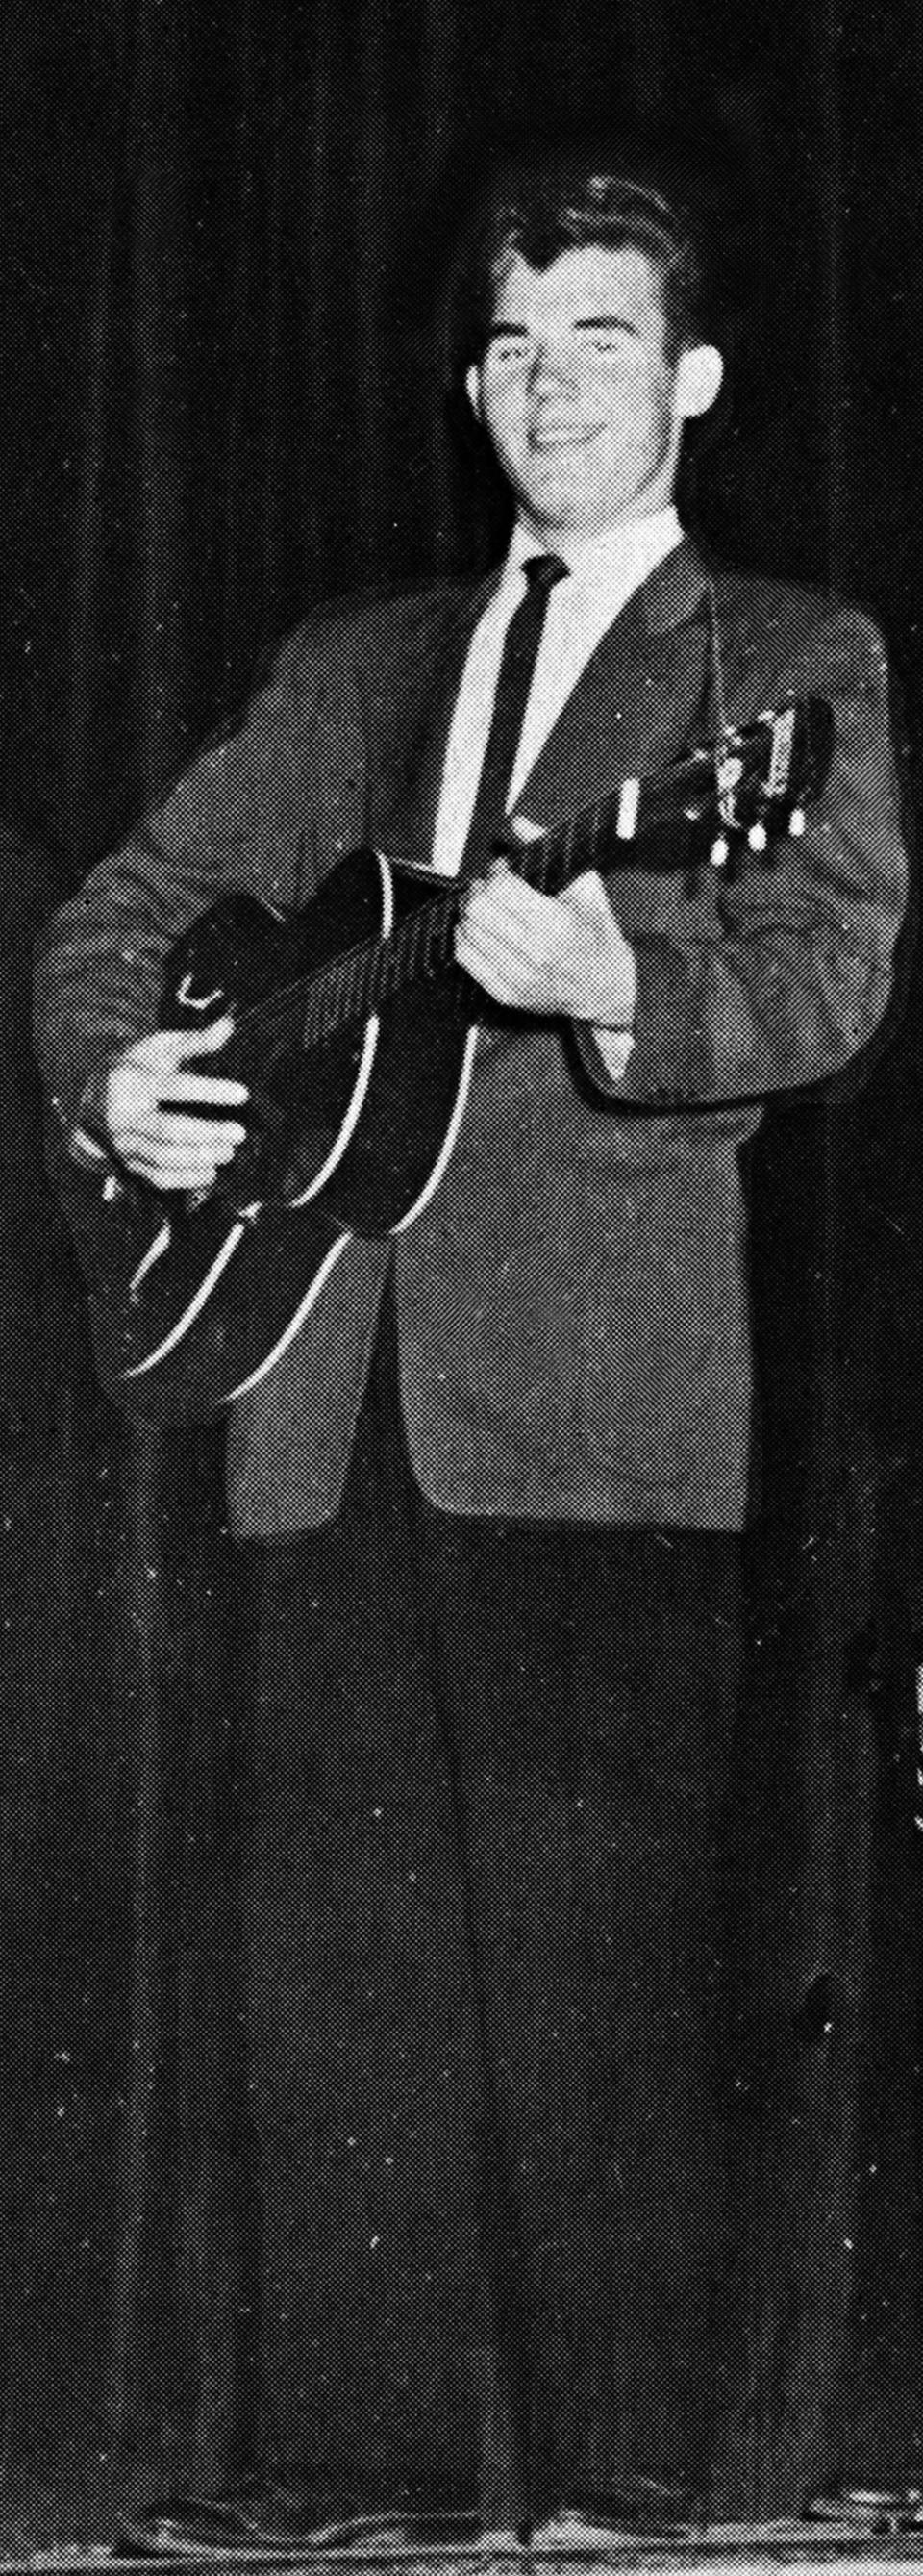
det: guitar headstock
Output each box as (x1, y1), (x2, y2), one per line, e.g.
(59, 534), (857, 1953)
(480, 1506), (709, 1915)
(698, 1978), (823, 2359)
(697, 695), (836, 869)
(494, 691), (836, 897)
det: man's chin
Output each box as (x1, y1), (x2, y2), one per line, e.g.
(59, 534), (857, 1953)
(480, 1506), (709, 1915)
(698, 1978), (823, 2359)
(521, 461), (596, 518)
(519, 474), (613, 538)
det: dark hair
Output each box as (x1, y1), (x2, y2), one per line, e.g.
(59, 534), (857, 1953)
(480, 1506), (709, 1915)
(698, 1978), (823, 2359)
(447, 152), (714, 384)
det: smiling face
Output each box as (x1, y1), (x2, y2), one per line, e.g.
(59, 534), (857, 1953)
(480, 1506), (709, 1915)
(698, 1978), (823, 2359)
(466, 243), (722, 544)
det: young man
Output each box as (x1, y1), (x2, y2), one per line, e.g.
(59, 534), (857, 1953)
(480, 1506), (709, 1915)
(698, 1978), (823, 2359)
(36, 160), (908, 2546)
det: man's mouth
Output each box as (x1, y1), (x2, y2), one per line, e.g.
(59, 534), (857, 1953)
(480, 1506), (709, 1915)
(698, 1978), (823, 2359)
(529, 419), (598, 453)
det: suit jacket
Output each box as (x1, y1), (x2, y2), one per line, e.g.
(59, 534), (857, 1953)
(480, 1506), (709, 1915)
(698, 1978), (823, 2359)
(35, 543), (910, 1535)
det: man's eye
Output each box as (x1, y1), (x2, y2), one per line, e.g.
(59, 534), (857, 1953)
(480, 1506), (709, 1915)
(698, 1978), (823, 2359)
(581, 326), (630, 357)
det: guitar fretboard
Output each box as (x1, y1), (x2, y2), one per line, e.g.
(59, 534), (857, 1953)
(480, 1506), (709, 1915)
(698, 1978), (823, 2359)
(238, 747), (711, 1059)
(230, 697), (826, 1064)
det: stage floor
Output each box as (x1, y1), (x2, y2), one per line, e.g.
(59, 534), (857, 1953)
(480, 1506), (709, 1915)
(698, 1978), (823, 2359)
(10, 2525), (923, 2576)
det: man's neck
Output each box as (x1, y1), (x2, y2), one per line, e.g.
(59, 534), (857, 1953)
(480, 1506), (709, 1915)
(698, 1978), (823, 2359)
(511, 502), (683, 579)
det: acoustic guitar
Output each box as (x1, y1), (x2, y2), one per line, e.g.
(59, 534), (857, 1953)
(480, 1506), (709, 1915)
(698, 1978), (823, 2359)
(62, 695), (834, 1425)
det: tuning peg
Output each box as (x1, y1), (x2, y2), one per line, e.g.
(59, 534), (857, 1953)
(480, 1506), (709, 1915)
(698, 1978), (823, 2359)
(710, 834), (731, 869)
(747, 822), (768, 855)
(787, 806), (807, 838)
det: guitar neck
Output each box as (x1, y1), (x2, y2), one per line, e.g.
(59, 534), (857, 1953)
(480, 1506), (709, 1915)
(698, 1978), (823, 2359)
(504, 744), (718, 901)
(254, 696), (828, 1060)
(270, 751), (701, 1060)
(294, 877), (460, 1056)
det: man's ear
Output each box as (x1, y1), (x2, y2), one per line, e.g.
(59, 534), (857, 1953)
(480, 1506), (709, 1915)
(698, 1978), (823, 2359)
(674, 342), (724, 421)
(465, 363), (484, 423)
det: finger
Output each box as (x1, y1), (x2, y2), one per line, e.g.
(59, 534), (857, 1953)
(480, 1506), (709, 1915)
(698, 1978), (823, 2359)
(458, 897), (530, 964)
(110, 1073), (247, 1130)
(126, 1153), (222, 1191)
(155, 1012), (237, 1060)
(119, 1128), (239, 1184)
(156, 1072), (250, 1108)
(133, 1020), (244, 1088)
(455, 923), (532, 1007)
(112, 1099), (246, 1146)
(121, 1113), (245, 1156)
(560, 870), (613, 924)
(460, 901), (549, 988)
(467, 872), (528, 931)
(140, 1046), (248, 1104)
(485, 863), (557, 919)
(465, 881), (558, 972)
(461, 882), (524, 953)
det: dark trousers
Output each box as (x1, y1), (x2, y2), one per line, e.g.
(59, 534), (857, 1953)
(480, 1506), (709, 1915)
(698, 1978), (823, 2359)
(243, 1312), (743, 2524)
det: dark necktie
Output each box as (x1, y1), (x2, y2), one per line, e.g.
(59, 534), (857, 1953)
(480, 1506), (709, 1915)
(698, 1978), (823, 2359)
(459, 551), (567, 875)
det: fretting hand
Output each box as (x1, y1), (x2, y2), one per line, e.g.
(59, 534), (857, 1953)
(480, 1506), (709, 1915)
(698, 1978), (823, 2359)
(105, 1015), (249, 1192)
(456, 860), (636, 1025)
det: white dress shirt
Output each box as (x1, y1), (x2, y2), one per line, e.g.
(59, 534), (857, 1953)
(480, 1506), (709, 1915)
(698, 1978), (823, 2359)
(431, 504), (683, 874)
(431, 504), (683, 1076)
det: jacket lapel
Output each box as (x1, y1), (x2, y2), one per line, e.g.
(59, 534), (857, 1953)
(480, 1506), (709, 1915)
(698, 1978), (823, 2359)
(380, 542), (723, 868)
(510, 541), (714, 838)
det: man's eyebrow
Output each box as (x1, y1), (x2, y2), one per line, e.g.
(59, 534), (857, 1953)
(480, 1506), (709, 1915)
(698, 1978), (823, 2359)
(572, 313), (638, 332)
(486, 313), (639, 340)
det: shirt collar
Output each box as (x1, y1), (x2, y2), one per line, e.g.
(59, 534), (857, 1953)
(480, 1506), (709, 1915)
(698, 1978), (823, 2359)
(507, 505), (683, 595)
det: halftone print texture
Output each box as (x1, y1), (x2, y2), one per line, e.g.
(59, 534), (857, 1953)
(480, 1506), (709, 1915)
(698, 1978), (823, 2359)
(7, 0), (922, 2561)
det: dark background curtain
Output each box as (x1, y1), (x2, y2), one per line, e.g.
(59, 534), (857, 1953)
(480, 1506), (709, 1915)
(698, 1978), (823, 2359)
(1, 0), (922, 2547)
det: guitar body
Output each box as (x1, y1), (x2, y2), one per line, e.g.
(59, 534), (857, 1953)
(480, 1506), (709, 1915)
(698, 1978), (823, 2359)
(182, 857), (478, 1239)
(62, 696), (835, 1427)
(69, 847), (478, 1424)
(71, 1165), (352, 1426)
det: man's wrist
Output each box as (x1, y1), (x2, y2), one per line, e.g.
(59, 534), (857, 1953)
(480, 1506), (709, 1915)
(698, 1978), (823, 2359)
(588, 929), (636, 1034)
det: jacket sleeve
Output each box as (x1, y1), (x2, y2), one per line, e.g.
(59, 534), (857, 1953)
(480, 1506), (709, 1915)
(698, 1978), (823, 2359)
(33, 621), (342, 1144)
(576, 598), (911, 1107)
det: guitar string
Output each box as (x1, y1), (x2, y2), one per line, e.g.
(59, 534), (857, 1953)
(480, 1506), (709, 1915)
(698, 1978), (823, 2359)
(250, 761), (727, 1062)
(232, 772), (620, 1055)
(170, 706), (811, 1203)
(215, 716), (788, 1070)
(224, 736), (721, 1061)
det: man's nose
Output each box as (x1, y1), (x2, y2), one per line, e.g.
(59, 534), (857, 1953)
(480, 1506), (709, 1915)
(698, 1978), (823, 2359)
(529, 340), (579, 391)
